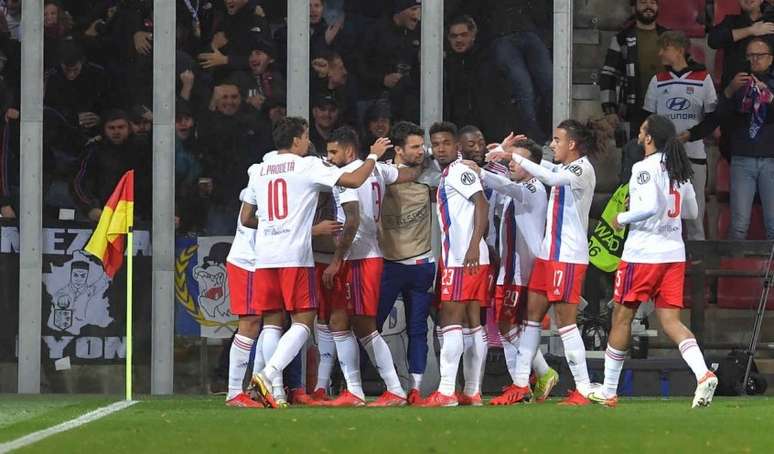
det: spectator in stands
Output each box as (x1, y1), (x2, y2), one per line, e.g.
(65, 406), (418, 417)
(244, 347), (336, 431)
(600, 0), (668, 140)
(0, 194), (13, 218)
(44, 41), (111, 141)
(361, 99), (392, 159)
(129, 105), (152, 142)
(197, 0), (271, 81)
(709, 0), (774, 90)
(721, 38), (774, 239)
(311, 50), (355, 125)
(174, 100), (203, 233)
(357, 0), (421, 122)
(309, 94), (341, 157)
(642, 31), (718, 241)
(3, 0), (21, 41)
(197, 81), (268, 233)
(43, 1), (73, 70)
(72, 109), (151, 222)
(230, 35), (286, 112)
(444, 15), (521, 145)
(460, 0), (552, 144)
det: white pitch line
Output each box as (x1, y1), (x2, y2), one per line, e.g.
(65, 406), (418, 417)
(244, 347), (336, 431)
(0, 400), (138, 453)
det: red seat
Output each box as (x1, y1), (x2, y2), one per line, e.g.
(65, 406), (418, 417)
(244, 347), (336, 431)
(716, 158), (730, 195)
(689, 42), (707, 65)
(717, 202), (767, 240)
(714, 0), (741, 25)
(659, 0), (706, 37)
(717, 258), (774, 309)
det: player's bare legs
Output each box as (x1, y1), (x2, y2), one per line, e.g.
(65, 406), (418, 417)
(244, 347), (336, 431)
(656, 308), (716, 408)
(226, 315), (263, 407)
(589, 302), (636, 406)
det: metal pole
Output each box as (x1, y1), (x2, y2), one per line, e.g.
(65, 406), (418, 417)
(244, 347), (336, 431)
(553, 0), (573, 125)
(18, 0), (44, 394)
(743, 243), (774, 393)
(420, 0), (443, 131)
(151, 0), (176, 395)
(287, 0), (310, 119)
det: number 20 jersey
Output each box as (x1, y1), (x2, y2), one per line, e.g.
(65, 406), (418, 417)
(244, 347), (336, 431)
(247, 152), (344, 269)
(621, 152), (697, 264)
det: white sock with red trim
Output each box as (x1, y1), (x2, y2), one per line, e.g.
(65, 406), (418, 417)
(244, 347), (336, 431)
(678, 338), (709, 380)
(333, 330), (365, 400)
(314, 322), (336, 392)
(438, 325), (464, 396)
(251, 330), (266, 375)
(261, 325), (285, 397)
(361, 331), (406, 398)
(559, 324), (591, 395)
(227, 334), (254, 400)
(436, 326), (444, 349)
(501, 330), (519, 383)
(263, 323), (310, 385)
(462, 326), (487, 396)
(513, 321), (541, 387)
(603, 345), (627, 398)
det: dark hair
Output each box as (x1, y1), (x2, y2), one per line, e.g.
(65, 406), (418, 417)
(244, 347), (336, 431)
(657, 30), (690, 52)
(556, 119), (605, 157)
(513, 139), (543, 164)
(429, 121), (458, 139)
(102, 109), (130, 125)
(390, 121), (424, 148)
(273, 116), (308, 150)
(747, 37), (773, 54)
(457, 125), (481, 138)
(643, 114), (694, 184)
(327, 126), (360, 152)
(448, 14), (477, 33)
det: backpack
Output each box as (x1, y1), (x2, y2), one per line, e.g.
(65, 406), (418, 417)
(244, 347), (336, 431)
(714, 350), (768, 396)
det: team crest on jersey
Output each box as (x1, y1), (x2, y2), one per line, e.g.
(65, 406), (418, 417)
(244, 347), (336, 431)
(526, 183), (537, 193)
(686, 86), (694, 94)
(460, 171), (477, 185)
(567, 165), (583, 176)
(637, 171), (651, 185)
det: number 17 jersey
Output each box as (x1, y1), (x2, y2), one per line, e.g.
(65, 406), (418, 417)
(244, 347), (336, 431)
(248, 152), (344, 268)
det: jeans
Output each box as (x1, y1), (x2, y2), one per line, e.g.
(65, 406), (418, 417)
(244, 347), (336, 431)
(729, 156), (774, 240)
(376, 261), (435, 374)
(492, 32), (553, 143)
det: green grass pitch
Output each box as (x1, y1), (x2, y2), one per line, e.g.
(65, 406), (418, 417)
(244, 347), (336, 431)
(1, 395), (773, 453)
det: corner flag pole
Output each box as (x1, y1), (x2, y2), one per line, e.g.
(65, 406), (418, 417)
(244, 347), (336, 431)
(126, 225), (134, 401)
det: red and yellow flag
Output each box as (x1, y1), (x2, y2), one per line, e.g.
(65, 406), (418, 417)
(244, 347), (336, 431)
(85, 170), (134, 278)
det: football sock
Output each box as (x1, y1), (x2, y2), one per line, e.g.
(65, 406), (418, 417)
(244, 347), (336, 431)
(251, 330), (266, 376)
(261, 324), (284, 396)
(411, 373), (423, 391)
(227, 334), (254, 400)
(463, 326), (486, 396)
(315, 322), (336, 391)
(678, 338), (709, 380)
(361, 331), (406, 398)
(501, 331), (519, 383)
(438, 325), (464, 396)
(333, 330), (364, 400)
(436, 326), (444, 349)
(513, 321), (541, 387)
(263, 323), (310, 385)
(559, 324), (591, 395)
(603, 345), (627, 398)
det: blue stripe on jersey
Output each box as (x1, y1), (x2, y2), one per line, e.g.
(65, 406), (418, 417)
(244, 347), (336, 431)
(504, 201), (517, 285)
(438, 180), (452, 267)
(655, 81), (704, 88)
(551, 186), (566, 261)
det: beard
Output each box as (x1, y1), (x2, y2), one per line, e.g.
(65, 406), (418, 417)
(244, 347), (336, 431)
(635, 9), (657, 25)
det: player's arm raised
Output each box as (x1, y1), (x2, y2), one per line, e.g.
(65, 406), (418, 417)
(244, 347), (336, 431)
(463, 159), (528, 202)
(336, 138), (392, 188)
(464, 191), (489, 275)
(323, 201), (359, 289)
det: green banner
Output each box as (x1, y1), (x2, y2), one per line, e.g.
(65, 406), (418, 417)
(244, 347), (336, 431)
(589, 184), (629, 272)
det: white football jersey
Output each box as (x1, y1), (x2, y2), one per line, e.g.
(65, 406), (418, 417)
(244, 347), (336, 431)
(334, 160), (399, 260)
(483, 173), (547, 286)
(481, 162), (509, 248)
(226, 187), (258, 271)
(619, 152), (697, 263)
(248, 152), (344, 268)
(643, 70), (717, 159)
(539, 156), (596, 264)
(436, 159), (490, 268)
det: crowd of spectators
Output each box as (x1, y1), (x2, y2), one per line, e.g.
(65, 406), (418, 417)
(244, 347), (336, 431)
(0, 0), (554, 235)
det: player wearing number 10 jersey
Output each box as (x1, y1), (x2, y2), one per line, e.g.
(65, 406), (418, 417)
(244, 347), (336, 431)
(247, 117), (390, 409)
(589, 114), (717, 409)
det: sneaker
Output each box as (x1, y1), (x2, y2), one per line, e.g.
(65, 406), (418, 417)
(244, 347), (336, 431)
(490, 384), (532, 405)
(458, 392), (483, 406)
(367, 391), (408, 407)
(274, 396), (289, 409)
(289, 388), (314, 405)
(309, 388), (330, 402)
(558, 389), (591, 406)
(248, 372), (278, 409)
(692, 371), (718, 409)
(587, 390), (618, 408)
(407, 389), (424, 406)
(532, 368), (559, 403)
(321, 390), (367, 407)
(225, 392), (264, 408)
(418, 391), (459, 407)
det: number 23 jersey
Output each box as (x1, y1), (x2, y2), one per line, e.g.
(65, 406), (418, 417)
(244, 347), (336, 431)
(248, 153), (344, 268)
(621, 153), (697, 264)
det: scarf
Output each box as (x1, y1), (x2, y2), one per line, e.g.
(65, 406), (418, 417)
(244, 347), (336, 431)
(740, 77), (774, 139)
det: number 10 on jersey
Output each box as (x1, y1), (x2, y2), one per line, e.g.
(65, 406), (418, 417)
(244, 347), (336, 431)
(268, 178), (288, 221)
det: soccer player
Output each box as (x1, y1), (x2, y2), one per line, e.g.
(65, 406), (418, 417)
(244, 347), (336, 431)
(377, 121), (438, 405)
(643, 30), (718, 240)
(321, 126), (425, 407)
(589, 114), (718, 408)
(465, 138), (560, 405)
(247, 117), (391, 409)
(420, 121), (490, 407)
(487, 120), (600, 405)
(224, 187), (264, 408)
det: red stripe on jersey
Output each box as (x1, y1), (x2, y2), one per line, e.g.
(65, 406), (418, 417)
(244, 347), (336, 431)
(686, 70), (708, 81)
(656, 72), (672, 82)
